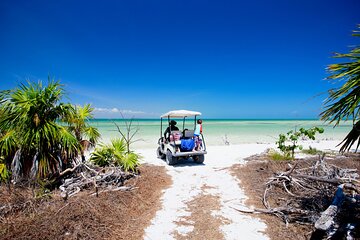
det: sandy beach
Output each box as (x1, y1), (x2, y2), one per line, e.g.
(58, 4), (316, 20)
(2, 1), (359, 239)
(138, 140), (341, 239)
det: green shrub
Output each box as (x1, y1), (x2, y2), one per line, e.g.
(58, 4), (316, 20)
(118, 152), (141, 172)
(276, 127), (324, 159)
(90, 145), (113, 167)
(90, 138), (140, 172)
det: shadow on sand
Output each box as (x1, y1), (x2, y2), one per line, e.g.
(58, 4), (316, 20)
(167, 157), (205, 168)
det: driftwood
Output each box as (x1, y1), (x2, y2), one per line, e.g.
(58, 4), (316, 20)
(58, 163), (137, 199)
(58, 163), (83, 177)
(0, 163), (137, 219)
(231, 205), (310, 215)
(246, 153), (360, 234)
(292, 174), (360, 186)
(89, 186), (135, 196)
(315, 184), (346, 231)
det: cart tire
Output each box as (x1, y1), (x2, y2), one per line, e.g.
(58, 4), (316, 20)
(157, 146), (165, 159)
(166, 150), (177, 165)
(193, 155), (204, 164)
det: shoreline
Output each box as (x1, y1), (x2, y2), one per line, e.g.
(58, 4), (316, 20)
(91, 118), (351, 151)
(134, 139), (342, 152)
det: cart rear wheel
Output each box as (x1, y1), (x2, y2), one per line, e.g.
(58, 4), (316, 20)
(166, 150), (177, 165)
(157, 146), (165, 159)
(193, 155), (204, 164)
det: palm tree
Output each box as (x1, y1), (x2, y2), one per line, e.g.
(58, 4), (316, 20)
(0, 80), (79, 180)
(65, 104), (100, 162)
(321, 25), (360, 152)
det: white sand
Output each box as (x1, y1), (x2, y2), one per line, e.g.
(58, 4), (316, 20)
(140, 140), (341, 240)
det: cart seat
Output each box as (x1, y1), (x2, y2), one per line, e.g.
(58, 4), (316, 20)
(183, 129), (194, 138)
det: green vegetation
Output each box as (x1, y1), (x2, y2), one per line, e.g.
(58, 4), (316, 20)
(0, 80), (79, 180)
(90, 138), (140, 172)
(301, 146), (323, 155)
(90, 117), (141, 172)
(268, 149), (293, 161)
(0, 80), (104, 182)
(65, 104), (100, 161)
(276, 127), (324, 159)
(0, 159), (11, 182)
(321, 25), (360, 152)
(0, 79), (142, 183)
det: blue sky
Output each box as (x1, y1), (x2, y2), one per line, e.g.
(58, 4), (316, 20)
(1, 0), (359, 119)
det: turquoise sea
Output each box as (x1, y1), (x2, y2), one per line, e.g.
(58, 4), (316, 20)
(89, 119), (353, 150)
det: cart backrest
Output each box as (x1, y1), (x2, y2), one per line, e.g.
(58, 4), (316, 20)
(183, 129), (194, 138)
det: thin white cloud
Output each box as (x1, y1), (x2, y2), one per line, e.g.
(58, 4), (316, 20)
(94, 107), (145, 115)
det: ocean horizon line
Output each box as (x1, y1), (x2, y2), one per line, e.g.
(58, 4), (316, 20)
(91, 118), (324, 121)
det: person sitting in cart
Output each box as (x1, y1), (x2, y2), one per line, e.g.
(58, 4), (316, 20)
(194, 119), (202, 136)
(164, 120), (179, 140)
(193, 119), (203, 150)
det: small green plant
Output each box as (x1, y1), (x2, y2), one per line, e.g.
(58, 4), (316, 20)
(268, 149), (293, 161)
(276, 127), (324, 159)
(119, 152), (141, 172)
(91, 117), (142, 172)
(90, 138), (140, 172)
(89, 145), (113, 167)
(301, 146), (323, 155)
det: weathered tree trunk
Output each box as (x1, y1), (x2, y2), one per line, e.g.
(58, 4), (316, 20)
(314, 184), (345, 231)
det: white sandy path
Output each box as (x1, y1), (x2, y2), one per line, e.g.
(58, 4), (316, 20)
(139, 140), (341, 240)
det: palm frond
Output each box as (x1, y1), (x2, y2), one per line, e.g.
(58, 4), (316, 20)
(85, 126), (101, 144)
(0, 161), (11, 182)
(90, 138), (140, 171)
(58, 126), (80, 156)
(117, 152), (141, 172)
(321, 26), (360, 124)
(321, 25), (360, 152)
(0, 130), (18, 158)
(90, 144), (113, 167)
(336, 120), (360, 152)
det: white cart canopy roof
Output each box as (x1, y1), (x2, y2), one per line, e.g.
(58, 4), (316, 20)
(160, 110), (201, 118)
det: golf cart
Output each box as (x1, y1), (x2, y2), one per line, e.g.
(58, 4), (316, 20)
(157, 110), (207, 165)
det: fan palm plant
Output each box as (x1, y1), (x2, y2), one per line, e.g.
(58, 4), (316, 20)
(321, 25), (360, 152)
(90, 138), (140, 172)
(0, 80), (79, 180)
(65, 104), (100, 162)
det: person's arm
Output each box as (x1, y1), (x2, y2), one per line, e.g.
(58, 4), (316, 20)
(164, 127), (170, 139)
